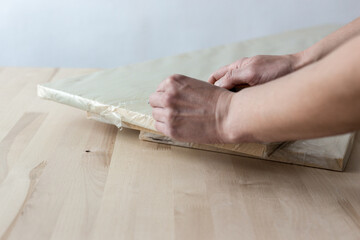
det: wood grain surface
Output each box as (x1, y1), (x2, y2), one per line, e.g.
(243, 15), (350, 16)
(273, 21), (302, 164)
(1, 67), (360, 240)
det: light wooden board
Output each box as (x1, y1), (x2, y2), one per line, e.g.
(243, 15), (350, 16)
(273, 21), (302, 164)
(268, 134), (355, 171)
(1, 67), (360, 239)
(140, 131), (355, 171)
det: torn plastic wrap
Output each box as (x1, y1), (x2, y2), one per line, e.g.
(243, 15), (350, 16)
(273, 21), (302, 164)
(37, 84), (157, 131)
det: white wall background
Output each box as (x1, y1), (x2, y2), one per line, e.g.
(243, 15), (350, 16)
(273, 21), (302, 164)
(0, 0), (359, 68)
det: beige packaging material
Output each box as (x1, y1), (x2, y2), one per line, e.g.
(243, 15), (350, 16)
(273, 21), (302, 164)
(140, 131), (356, 171)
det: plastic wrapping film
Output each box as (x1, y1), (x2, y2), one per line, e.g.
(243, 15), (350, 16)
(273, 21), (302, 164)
(37, 84), (156, 131)
(37, 25), (339, 133)
(86, 111), (124, 129)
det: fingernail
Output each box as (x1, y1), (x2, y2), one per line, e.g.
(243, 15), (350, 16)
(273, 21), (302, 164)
(214, 80), (222, 87)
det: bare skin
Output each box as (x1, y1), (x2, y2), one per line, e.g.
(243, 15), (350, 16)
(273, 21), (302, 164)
(209, 17), (360, 89)
(149, 74), (232, 143)
(208, 54), (299, 89)
(149, 17), (360, 143)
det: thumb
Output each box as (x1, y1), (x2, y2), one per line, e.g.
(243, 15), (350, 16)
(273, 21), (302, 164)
(214, 70), (244, 89)
(208, 64), (230, 84)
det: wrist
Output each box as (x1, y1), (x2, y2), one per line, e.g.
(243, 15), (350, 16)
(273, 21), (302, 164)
(289, 52), (306, 71)
(290, 49), (318, 71)
(215, 91), (235, 143)
(219, 90), (256, 143)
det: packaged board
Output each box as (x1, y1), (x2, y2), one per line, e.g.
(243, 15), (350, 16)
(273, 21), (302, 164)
(37, 25), (355, 169)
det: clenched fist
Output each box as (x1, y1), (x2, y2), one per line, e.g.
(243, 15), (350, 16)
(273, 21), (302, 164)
(149, 74), (234, 143)
(208, 54), (301, 89)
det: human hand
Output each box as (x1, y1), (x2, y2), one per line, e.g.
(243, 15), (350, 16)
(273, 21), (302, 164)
(208, 54), (300, 89)
(149, 74), (234, 143)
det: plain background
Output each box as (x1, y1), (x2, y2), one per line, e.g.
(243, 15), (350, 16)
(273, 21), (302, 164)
(0, 0), (359, 68)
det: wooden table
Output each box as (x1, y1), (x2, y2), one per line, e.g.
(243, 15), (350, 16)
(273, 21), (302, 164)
(1, 67), (360, 240)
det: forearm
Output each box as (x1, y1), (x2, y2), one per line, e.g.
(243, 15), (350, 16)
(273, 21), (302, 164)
(224, 36), (360, 143)
(292, 17), (360, 70)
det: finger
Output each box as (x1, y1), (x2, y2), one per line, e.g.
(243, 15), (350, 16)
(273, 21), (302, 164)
(208, 65), (230, 84)
(156, 78), (169, 92)
(215, 69), (247, 89)
(151, 107), (166, 123)
(155, 121), (169, 136)
(149, 92), (165, 108)
(157, 74), (183, 92)
(156, 82), (166, 92)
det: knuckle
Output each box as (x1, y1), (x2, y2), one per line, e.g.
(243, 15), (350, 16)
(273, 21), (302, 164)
(151, 108), (156, 116)
(233, 59), (243, 68)
(224, 70), (235, 82)
(152, 108), (159, 118)
(165, 74), (184, 91)
(245, 68), (258, 85)
(167, 74), (182, 82)
(166, 109), (179, 120)
(165, 75), (176, 85)
(167, 84), (178, 96)
(164, 78), (172, 86)
(163, 94), (173, 107)
(247, 65), (257, 77)
(166, 109), (174, 119)
(251, 55), (262, 63)
(171, 74), (182, 79)
(252, 55), (261, 60)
